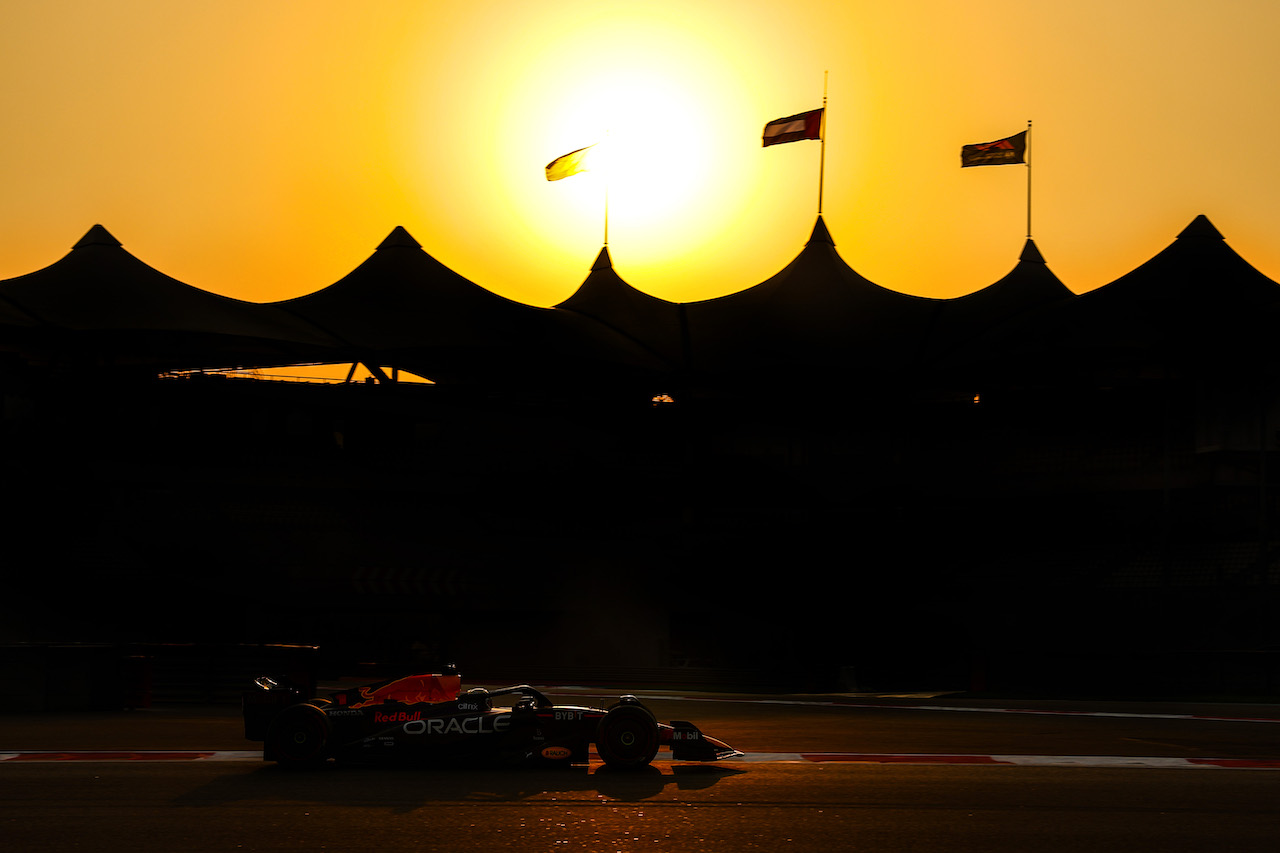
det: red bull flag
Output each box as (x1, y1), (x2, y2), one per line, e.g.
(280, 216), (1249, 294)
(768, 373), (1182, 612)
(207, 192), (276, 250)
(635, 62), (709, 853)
(545, 144), (595, 181)
(961, 130), (1028, 167)
(762, 108), (824, 147)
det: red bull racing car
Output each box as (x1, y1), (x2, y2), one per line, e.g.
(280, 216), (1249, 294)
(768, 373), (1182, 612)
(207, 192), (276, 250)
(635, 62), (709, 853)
(242, 668), (742, 770)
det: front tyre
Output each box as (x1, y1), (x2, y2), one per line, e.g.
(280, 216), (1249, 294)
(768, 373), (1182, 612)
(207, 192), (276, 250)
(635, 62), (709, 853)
(265, 703), (331, 768)
(595, 703), (660, 769)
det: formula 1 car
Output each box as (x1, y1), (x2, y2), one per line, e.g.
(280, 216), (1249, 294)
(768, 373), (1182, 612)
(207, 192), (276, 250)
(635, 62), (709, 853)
(242, 669), (742, 769)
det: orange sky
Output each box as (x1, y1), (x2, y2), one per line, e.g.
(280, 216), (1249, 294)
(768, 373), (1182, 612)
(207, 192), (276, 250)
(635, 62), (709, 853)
(3, 1), (1280, 306)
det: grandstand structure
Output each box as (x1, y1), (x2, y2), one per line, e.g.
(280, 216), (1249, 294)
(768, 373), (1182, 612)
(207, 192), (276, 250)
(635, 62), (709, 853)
(3, 215), (1278, 694)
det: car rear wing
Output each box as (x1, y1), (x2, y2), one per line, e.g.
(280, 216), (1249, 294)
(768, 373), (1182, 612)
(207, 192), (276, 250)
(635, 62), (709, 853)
(242, 676), (302, 741)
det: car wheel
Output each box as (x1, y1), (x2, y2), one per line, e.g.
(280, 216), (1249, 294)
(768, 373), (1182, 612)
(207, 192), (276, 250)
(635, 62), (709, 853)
(595, 703), (659, 769)
(266, 703), (331, 768)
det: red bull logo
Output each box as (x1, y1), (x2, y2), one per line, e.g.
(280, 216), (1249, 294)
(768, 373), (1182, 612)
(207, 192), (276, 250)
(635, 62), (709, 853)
(374, 710), (422, 724)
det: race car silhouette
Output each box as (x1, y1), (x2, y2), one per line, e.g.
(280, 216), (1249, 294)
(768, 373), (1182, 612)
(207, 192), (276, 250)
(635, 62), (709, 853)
(243, 669), (742, 769)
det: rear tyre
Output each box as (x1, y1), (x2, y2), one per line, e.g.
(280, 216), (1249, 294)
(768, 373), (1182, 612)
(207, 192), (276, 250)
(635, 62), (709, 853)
(266, 703), (331, 768)
(595, 703), (660, 769)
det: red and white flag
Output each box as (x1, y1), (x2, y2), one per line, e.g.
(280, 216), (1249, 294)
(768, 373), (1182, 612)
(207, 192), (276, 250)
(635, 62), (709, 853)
(762, 108), (823, 147)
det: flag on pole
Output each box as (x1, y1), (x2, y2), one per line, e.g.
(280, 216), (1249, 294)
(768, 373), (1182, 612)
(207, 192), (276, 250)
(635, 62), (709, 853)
(961, 130), (1028, 167)
(762, 108), (824, 147)
(545, 145), (595, 181)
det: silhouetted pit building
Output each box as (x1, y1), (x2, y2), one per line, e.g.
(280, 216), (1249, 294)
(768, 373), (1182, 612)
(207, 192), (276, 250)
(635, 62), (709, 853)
(3, 215), (1279, 693)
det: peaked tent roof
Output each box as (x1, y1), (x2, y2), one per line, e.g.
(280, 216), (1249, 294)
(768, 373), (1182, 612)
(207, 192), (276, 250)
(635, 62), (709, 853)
(0, 224), (343, 369)
(554, 246), (688, 370)
(274, 225), (535, 350)
(273, 226), (668, 386)
(918, 237), (1076, 370)
(1041, 214), (1280, 366)
(683, 216), (940, 380)
(272, 226), (543, 382)
(945, 238), (1074, 324)
(1091, 214), (1278, 307)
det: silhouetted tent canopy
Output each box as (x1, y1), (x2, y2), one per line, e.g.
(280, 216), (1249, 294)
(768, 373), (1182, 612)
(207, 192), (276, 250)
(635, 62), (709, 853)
(272, 227), (667, 387)
(270, 226), (542, 383)
(554, 246), (688, 371)
(918, 237), (1076, 379)
(684, 216), (939, 384)
(5, 213), (1279, 399)
(1029, 215), (1280, 376)
(0, 224), (343, 371)
(929, 239), (1073, 346)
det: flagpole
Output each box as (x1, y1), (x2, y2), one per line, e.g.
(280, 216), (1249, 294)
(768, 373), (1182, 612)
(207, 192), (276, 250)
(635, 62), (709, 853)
(1025, 119), (1033, 239)
(818, 71), (828, 217)
(603, 129), (610, 247)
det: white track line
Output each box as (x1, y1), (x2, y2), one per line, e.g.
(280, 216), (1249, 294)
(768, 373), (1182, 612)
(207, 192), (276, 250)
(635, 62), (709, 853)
(730, 752), (1280, 769)
(574, 692), (1280, 725)
(0, 750), (261, 762)
(4, 751), (1278, 769)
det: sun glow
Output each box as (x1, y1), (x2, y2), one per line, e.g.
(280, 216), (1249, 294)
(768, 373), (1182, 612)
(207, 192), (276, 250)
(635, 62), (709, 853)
(400, 4), (792, 304)
(557, 73), (719, 228)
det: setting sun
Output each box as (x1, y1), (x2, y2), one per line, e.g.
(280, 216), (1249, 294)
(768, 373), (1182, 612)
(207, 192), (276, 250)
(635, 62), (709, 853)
(431, 5), (777, 302)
